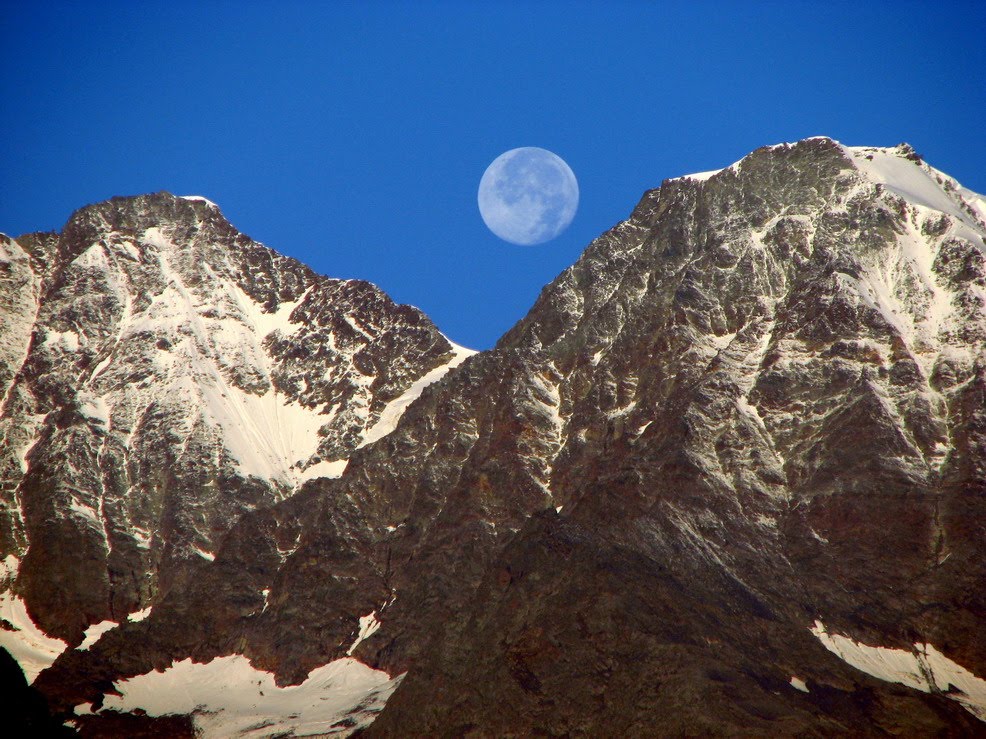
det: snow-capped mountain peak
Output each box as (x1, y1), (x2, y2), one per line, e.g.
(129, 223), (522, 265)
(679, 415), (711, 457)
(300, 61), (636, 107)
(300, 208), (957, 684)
(0, 192), (466, 645)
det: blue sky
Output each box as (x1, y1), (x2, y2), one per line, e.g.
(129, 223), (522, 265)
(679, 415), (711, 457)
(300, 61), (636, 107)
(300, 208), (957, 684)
(3, 1), (984, 349)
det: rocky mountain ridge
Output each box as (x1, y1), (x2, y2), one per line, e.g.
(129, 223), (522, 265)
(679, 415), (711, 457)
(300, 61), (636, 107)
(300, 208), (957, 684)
(2, 137), (985, 736)
(0, 192), (469, 651)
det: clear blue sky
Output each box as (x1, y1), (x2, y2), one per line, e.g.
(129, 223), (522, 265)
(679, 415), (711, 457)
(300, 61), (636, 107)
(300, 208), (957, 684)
(3, 1), (984, 349)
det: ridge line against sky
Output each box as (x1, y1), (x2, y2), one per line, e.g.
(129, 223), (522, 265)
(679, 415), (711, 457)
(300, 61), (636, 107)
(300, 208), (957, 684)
(2, 0), (984, 349)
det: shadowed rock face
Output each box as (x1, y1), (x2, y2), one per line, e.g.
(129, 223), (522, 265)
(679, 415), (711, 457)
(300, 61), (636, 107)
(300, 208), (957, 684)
(0, 646), (74, 738)
(10, 139), (986, 735)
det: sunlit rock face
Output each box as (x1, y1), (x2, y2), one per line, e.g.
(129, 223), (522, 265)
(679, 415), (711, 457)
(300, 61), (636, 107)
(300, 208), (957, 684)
(7, 139), (986, 736)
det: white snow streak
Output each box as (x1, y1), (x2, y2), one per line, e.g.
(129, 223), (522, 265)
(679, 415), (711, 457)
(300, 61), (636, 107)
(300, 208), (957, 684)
(77, 620), (119, 651)
(296, 458), (348, 482)
(358, 340), (475, 449)
(193, 546), (216, 562)
(679, 169), (722, 182)
(179, 195), (219, 208)
(347, 611), (381, 656)
(811, 620), (986, 721)
(127, 606), (153, 622)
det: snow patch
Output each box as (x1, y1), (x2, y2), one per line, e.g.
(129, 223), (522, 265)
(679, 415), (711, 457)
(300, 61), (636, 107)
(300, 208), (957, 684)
(42, 330), (80, 352)
(132, 527), (152, 549)
(68, 499), (101, 525)
(679, 169), (722, 182)
(193, 546), (216, 562)
(790, 676), (809, 693)
(118, 240), (141, 260)
(200, 382), (327, 485)
(88, 354), (114, 381)
(811, 620), (986, 721)
(95, 654), (402, 738)
(128, 606), (153, 623)
(79, 396), (111, 427)
(707, 331), (737, 352)
(347, 611), (381, 656)
(141, 226), (171, 250)
(77, 619), (119, 651)
(228, 283), (311, 341)
(845, 145), (984, 228)
(735, 396), (762, 424)
(296, 458), (348, 482)
(180, 195), (219, 208)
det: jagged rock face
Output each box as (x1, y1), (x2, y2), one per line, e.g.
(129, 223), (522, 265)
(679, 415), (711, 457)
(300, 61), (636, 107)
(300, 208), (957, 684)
(0, 193), (459, 642)
(10, 140), (986, 736)
(34, 348), (564, 714)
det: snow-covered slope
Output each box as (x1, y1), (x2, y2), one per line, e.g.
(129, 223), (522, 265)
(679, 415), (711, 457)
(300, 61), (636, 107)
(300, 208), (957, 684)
(811, 620), (986, 721)
(845, 144), (986, 228)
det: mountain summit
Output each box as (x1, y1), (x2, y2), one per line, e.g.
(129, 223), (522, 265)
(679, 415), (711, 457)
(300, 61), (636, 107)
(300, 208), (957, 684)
(3, 138), (985, 736)
(0, 193), (470, 648)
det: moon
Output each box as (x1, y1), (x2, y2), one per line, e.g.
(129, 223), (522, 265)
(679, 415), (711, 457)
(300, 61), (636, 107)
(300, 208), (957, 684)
(478, 147), (579, 245)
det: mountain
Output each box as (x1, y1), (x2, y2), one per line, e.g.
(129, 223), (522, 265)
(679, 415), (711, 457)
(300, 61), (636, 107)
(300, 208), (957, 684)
(0, 193), (469, 665)
(3, 138), (985, 736)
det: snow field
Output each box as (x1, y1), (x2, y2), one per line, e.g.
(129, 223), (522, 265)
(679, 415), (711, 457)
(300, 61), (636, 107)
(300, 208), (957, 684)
(811, 620), (986, 721)
(80, 654), (403, 738)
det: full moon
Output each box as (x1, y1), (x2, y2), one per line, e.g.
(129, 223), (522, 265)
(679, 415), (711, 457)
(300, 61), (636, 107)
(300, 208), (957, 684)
(478, 147), (579, 245)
